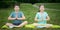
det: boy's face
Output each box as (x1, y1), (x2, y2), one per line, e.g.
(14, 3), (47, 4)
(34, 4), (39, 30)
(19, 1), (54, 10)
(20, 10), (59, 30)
(14, 6), (19, 11)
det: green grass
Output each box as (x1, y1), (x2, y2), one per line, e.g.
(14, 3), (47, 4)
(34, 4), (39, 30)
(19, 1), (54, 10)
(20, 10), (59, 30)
(0, 3), (60, 30)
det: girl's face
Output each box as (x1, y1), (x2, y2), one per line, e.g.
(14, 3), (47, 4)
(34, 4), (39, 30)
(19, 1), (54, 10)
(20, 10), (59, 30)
(39, 5), (44, 12)
(14, 6), (19, 12)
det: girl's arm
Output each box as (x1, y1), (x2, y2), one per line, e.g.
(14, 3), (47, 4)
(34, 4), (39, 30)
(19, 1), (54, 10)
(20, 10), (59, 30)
(34, 17), (43, 22)
(46, 15), (50, 21)
(34, 17), (38, 22)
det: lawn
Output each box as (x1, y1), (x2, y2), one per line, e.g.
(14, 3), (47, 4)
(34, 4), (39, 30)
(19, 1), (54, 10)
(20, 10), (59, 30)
(0, 3), (60, 30)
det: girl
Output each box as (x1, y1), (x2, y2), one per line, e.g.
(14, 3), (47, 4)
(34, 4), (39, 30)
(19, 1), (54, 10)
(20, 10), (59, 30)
(33, 5), (52, 28)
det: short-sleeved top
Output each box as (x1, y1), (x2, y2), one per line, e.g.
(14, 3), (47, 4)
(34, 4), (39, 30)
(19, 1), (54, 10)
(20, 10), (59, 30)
(10, 11), (24, 24)
(35, 12), (48, 24)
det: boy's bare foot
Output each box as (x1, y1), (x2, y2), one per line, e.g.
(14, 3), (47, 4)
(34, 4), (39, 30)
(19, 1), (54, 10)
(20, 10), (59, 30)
(15, 26), (21, 27)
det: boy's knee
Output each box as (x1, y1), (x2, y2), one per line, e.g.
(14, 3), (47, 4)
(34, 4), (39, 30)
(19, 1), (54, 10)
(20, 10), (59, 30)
(24, 21), (28, 24)
(6, 23), (12, 26)
(6, 23), (10, 25)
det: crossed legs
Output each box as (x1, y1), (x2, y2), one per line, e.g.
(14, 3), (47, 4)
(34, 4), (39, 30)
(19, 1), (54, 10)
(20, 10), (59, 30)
(6, 21), (28, 28)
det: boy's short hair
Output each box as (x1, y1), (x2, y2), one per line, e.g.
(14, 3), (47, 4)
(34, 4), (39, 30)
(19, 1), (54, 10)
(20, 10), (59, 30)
(14, 3), (20, 7)
(14, 4), (19, 6)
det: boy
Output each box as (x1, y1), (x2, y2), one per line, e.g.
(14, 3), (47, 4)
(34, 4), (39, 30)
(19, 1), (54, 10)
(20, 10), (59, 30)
(4, 5), (28, 28)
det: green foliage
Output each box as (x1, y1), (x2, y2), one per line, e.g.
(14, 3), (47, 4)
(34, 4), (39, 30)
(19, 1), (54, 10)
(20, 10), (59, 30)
(0, 0), (60, 8)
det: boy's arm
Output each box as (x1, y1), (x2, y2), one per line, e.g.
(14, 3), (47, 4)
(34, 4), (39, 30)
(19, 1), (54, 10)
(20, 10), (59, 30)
(8, 12), (16, 20)
(8, 16), (16, 20)
(17, 15), (25, 20)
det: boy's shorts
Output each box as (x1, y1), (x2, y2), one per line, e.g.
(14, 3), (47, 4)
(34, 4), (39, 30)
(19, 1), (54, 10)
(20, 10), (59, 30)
(12, 20), (22, 26)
